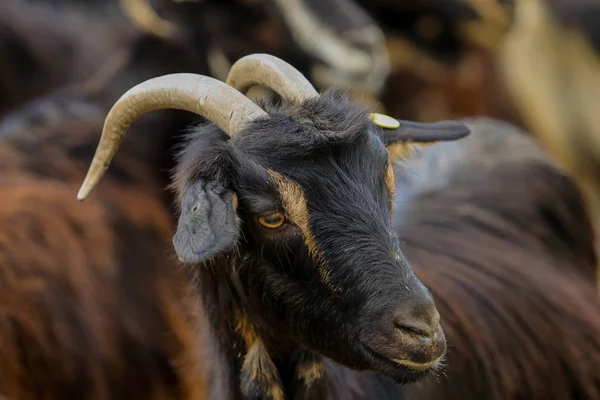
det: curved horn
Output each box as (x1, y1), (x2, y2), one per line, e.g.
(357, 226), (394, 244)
(77, 73), (268, 201)
(119, 0), (178, 39)
(226, 53), (319, 103)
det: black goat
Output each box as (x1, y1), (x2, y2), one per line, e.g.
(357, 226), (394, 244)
(77, 53), (470, 399)
(395, 118), (600, 399)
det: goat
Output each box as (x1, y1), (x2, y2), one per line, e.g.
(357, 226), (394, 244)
(393, 117), (600, 399)
(78, 53), (600, 398)
(0, 88), (209, 399)
(77, 53), (471, 399)
(1, 0), (390, 116)
(119, 0), (391, 103)
(0, 1), (392, 395)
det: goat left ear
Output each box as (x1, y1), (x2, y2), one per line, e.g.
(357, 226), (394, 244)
(173, 179), (240, 263)
(370, 113), (471, 161)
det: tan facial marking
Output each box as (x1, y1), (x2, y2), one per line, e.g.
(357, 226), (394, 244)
(232, 193), (239, 210)
(386, 142), (420, 162)
(385, 160), (396, 219)
(235, 313), (284, 400)
(267, 170), (343, 293)
(386, 141), (439, 163)
(296, 360), (325, 389)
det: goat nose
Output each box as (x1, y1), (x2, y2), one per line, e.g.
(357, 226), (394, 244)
(393, 300), (441, 338)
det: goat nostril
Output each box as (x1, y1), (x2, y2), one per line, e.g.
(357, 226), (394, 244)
(393, 304), (440, 339)
(395, 322), (435, 338)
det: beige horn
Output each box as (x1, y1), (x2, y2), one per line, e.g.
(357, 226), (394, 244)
(226, 53), (320, 103)
(77, 73), (269, 201)
(119, 0), (178, 40)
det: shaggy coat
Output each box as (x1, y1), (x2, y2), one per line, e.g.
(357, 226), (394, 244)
(0, 88), (208, 399)
(72, 80), (600, 400)
(396, 119), (600, 399)
(168, 90), (467, 399)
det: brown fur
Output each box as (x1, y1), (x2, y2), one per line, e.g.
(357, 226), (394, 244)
(384, 160), (396, 216)
(0, 90), (208, 399)
(403, 195), (600, 399)
(394, 118), (600, 399)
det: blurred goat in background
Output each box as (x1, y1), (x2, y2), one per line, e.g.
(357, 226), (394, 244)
(0, 0), (391, 115)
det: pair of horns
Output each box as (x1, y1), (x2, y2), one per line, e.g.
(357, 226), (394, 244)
(76, 54), (319, 201)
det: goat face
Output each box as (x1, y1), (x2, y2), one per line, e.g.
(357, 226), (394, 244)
(171, 90), (470, 383)
(77, 54), (469, 385)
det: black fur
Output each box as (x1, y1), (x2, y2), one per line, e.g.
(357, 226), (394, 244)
(381, 120), (469, 144)
(172, 90), (466, 398)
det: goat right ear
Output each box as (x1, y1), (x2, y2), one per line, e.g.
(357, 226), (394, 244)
(173, 179), (240, 263)
(370, 113), (471, 161)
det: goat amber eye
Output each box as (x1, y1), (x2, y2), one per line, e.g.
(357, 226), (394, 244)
(258, 212), (286, 229)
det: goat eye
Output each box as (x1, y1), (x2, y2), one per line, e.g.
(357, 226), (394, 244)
(258, 212), (286, 229)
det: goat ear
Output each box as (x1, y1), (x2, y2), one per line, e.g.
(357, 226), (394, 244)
(370, 113), (471, 161)
(173, 179), (239, 263)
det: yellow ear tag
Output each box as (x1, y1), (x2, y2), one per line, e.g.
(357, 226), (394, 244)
(369, 113), (400, 129)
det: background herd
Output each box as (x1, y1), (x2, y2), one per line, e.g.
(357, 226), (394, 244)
(1, 0), (600, 399)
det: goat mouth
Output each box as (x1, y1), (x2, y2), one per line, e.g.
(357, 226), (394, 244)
(388, 355), (444, 371)
(359, 343), (443, 383)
